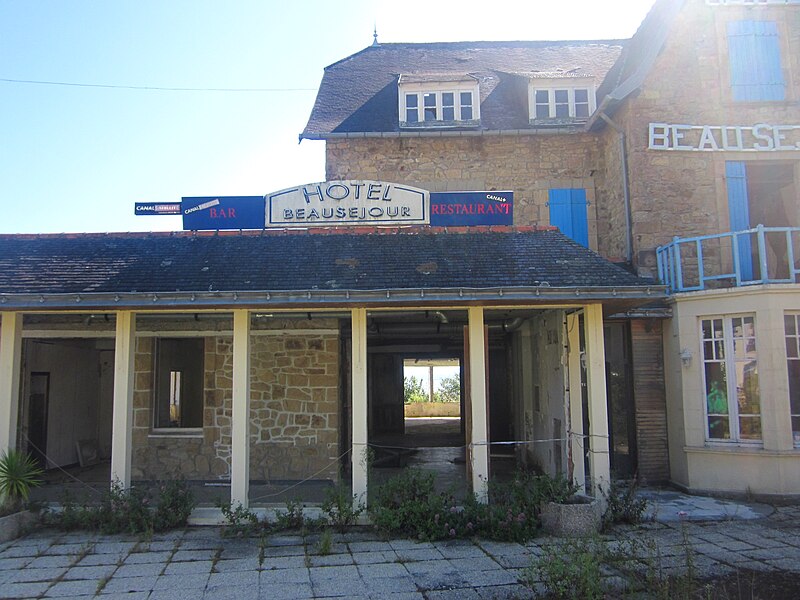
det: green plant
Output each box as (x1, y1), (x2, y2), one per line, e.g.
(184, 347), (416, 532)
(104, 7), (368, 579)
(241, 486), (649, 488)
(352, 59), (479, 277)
(274, 499), (306, 531)
(525, 538), (606, 600)
(95, 481), (153, 534)
(403, 376), (428, 403)
(602, 478), (649, 527)
(432, 374), (461, 403)
(0, 449), (44, 512)
(218, 501), (260, 537)
(152, 480), (195, 531)
(321, 483), (363, 532)
(317, 528), (333, 555)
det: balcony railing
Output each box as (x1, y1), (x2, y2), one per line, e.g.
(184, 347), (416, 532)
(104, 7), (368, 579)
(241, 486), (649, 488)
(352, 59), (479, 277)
(657, 224), (800, 294)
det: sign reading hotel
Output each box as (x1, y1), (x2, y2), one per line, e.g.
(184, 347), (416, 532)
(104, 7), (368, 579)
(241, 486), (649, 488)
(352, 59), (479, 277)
(267, 181), (428, 227)
(430, 191), (513, 226)
(182, 196), (266, 230)
(649, 123), (800, 152)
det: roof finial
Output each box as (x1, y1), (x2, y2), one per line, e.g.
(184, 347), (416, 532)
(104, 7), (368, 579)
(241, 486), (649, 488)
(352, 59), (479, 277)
(372, 23), (379, 46)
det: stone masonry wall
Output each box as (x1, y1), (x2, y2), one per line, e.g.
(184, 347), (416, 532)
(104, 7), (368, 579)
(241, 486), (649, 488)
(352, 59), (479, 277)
(131, 322), (340, 483)
(616, 0), (800, 275)
(327, 135), (604, 252)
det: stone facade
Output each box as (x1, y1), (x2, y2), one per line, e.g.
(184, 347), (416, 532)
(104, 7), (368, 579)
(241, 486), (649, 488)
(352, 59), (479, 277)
(131, 320), (340, 483)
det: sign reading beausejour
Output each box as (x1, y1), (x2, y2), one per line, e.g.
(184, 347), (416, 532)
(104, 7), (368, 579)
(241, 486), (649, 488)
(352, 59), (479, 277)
(267, 181), (428, 227)
(649, 123), (800, 152)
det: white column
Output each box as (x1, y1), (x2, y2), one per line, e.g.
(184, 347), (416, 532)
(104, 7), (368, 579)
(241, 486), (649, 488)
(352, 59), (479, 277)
(468, 307), (489, 503)
(0, 312), (23, 453)
(584, 304), (610, 501)
(758, 299), (793, 451)
(567, 311), (586, 494)
(111, 311), (136, 488)
(231, 309), (252, 508)
(351, 308), (368, 509)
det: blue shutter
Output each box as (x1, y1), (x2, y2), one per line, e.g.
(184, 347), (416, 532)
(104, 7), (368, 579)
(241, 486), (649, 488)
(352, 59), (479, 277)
(548, 189), (588, 247)
(726, 162), (754, 281)
(728, 20), (785, 102)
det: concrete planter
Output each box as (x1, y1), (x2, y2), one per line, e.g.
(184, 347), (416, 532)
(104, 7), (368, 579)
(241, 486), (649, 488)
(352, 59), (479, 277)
(0, 510), (38, 543)
(403, 402), (460, 418)
(540, 496), (601, 537)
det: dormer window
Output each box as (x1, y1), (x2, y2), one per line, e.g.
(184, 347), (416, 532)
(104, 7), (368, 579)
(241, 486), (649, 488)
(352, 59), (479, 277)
(526, 74), (596, 124)
(399, 73), (480, 128)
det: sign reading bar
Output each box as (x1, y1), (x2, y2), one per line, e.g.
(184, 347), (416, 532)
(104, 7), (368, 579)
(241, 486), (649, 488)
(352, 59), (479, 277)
(430, 191), (513, 226)
(182, 196), (265, 230)
(267, 181), (428, 227)
(135, 202), (181, 215)
(649, 123), (800, 152)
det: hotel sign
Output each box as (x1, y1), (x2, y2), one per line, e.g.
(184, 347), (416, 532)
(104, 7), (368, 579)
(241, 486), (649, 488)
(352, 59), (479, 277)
(267, 181), (428, 227)
(649, 123), (800, 152)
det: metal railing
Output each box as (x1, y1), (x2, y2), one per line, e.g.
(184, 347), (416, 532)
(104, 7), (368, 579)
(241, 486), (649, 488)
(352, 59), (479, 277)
(657, 224), (800, 293)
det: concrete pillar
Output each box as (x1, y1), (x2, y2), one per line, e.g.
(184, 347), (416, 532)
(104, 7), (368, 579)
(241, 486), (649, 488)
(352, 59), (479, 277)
(351, 308), (368, 509)
(231, 309), (252, 507)
(111, 311), (136, 488)
(468, 307), (489, 503)
(0, 312), (23, 453)
(758, 299), (793, 451)
(567, 311), (586, 494)
(584, 304), (610, 500)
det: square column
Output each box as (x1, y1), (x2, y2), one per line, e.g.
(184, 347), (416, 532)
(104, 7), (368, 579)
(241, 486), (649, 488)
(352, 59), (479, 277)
(566, 311), (586, 494)
(0, 312), (23, 453)
(757, 299), (793, 451)
(468, 307), (489, 503)
(351, 308), (368, 508)
(231, 309), (252, 507)
(583, 304), (610, 500)
(111, 311), (136, 488)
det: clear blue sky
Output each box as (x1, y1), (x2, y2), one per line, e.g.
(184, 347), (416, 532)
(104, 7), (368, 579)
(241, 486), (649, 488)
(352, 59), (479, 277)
(0, 0), (654, 234)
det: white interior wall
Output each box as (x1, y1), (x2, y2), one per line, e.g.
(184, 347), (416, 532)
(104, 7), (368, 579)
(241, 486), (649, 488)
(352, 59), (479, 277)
(24, 339), (104, 467)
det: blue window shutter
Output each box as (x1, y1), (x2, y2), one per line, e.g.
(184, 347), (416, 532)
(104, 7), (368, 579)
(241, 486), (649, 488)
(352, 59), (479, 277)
(728, 20), (785, 102)
(548, 189), (588, 248)
(725, 161), (754, 281)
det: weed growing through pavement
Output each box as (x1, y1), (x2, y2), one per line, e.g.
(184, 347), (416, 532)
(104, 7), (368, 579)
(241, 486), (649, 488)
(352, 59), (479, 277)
(317, 529), (333, 555)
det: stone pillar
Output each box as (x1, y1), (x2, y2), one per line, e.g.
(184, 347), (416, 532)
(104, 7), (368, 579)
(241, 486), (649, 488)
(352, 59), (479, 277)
(468, 307), (489, 503)
(0, 312), (22, 453)
(584, 304), (610, 501)
(567, 311), (586, 494)
(758, 299), (793, 451)
(231, 309), (252, 507)
(351, 308), (368, 509)
(111, 311), (136, 488)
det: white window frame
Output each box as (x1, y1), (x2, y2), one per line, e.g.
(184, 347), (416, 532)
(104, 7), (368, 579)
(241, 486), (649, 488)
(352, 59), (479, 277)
(784, 312), (800, 446)
(699, 314), (762, 444)
(527, 80), (596, 121)
(399, 82), (480, 126)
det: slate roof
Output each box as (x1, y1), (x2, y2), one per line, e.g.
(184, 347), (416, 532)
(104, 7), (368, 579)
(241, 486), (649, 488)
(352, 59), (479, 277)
(301, 41), (625, 138)
(0, 228), (659, 309)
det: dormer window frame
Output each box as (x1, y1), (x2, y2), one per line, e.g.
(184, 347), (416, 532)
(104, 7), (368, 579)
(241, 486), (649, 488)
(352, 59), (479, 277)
(527, 79), (597, 123)
(399, 79), (480, 128)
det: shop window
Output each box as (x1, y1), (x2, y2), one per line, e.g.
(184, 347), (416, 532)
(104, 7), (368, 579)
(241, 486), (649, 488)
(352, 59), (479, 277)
(727, 20), (785, 102)
(548, 189), (589, 247)
(700, 316), (761, 442)
(530, 87), (594, 120)
(785, 313), (800, 446)
(153, 338), (204, 430)
(401, 89), (478, 125)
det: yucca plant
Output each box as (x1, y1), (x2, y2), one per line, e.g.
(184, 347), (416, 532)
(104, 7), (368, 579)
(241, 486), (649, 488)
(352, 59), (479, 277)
(0, 449), (44, 512)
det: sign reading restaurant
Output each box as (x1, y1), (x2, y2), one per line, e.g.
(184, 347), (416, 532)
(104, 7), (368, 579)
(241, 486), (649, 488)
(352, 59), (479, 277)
(649, 123), (800, 152)
(267, 181), (428, 227)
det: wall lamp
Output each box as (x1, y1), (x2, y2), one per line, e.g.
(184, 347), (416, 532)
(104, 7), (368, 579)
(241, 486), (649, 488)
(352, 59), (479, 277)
(680, 348), (693, 367)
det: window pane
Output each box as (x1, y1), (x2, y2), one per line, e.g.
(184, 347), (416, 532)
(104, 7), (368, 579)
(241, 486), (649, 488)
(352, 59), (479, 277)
(155, 338), (204, 428)
(708, 416), (730, 440)
(787, 337), (798, 359)
(442, 92), (454, 105)
(442, 106), (455, 120)
(461, 106), (473, 120)
(789, 361), (800, 413)
(406, 109), (418, 123)
(405, 94), (418, 108)
(702, 319), (712, 339)
(460, 91), (472, 106)
(785, 314), (797, 336)
(574, 89), (589, 103)
(555, 90), (569, 103)
(705, 363), (728, 415)
(575, 103), (589, 117)
(737, 362), (760, 415)
(423, 93), (436, 107)
(793, 417), (800, 446)
(535, 104), (550, 119)
(738, 416), (762, 440)
(423, 93), (437, 121)
(535, 90), (549, 103)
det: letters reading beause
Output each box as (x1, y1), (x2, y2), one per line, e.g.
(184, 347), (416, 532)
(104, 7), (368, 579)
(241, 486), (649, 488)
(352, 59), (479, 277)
(649, 123), (800, 152)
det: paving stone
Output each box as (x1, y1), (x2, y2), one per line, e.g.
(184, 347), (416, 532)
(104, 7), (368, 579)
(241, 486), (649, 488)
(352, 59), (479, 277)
(262, 544), (306, 557)
(351, 550), (400, 564)
(0, 543), (49, 558)
(7, 566), (67, 583)
(132, 540), (178, 552)
(259, 582), (314, 599)
(214, 557), (261, 572)
(475, 583), (532, 599)
(0, 556), (33, 570)
(44, 578), (101, 597)
(357, 562), (409, 578)
(122, 550), (173, 564)
(113, 561), (164, 577)
(207, 569), (259, 589)
(359, 575), (419, 593)
(149, 589), (204, 600)
(172, 549), (218, 561)
(259, 567), (311, 585)
(388, 539), (435, 550)
(310, 564), (360, 581)
(61, 564), (117, 580)
(92, 541), (137, 555)
(101, 575), (156, 593)
(460, 567), (520, 587)
(434, 541), (486, 559)
(426, 589), (482, 599)
(44, 543), (90, 556)
(152, 572), (210, 590)
(766, 558), (800, 572)
(348, 541), (391, 553)
(76, 553), (122, 566)
(367, 593), (425, 600)
(309, 552), (355, 567)
(0, 581), (51, 599)
(394, 547), (445, 562)
(203, 584), (260, 600)
(261, 555), (306, 569)
(448, 556), (500, 571)
(26, 554), (74, 568)
(312, 576), (373, 597)
(164, 559), (214, 575)
(97, 592), (151, 599)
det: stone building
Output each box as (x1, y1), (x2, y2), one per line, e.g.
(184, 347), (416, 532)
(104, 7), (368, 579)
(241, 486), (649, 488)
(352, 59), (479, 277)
(0, 0), (798, 513)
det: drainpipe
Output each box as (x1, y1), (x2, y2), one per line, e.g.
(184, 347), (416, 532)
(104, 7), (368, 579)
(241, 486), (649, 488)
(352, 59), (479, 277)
(599, 112), (633, 265)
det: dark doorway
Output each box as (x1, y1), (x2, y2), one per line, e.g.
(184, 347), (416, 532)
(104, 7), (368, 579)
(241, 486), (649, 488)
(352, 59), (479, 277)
(27, 372), (50, 468)
(604, 322), (637, 478)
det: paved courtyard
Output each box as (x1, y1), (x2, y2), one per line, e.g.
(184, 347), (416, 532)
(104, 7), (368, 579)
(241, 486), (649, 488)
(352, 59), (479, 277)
(1, 499), (800, 599)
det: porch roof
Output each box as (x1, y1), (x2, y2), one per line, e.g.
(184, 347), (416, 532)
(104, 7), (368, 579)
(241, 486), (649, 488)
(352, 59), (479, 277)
(0, 227), (664, 310)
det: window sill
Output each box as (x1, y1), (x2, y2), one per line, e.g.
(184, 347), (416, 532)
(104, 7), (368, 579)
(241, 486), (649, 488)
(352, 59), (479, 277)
(685, 443), (800, 457)
(149, 428), (203, 439)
